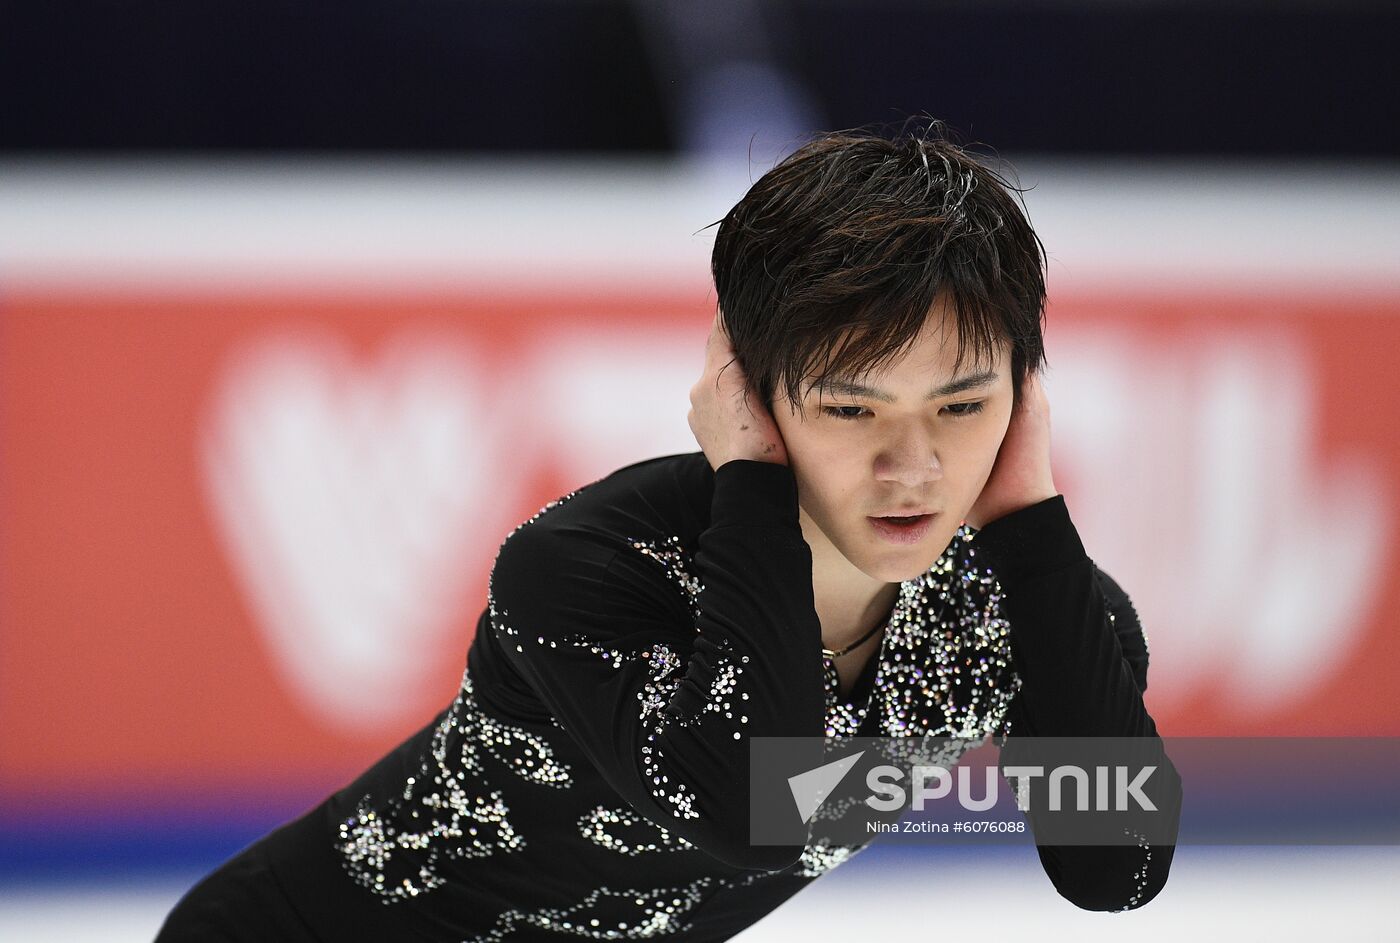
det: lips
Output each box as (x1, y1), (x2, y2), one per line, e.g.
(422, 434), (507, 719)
(867, 512), (936, 545)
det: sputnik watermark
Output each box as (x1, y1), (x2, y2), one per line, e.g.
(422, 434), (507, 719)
(752, 735), (1186, 846)
(755, 736), (1400, 847)
(863, 763), (1158, 813)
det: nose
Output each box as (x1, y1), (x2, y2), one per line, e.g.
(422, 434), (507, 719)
(873, 430), (944, 488)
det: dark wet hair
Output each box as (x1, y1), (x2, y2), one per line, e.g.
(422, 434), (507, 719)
(709, 120), (1047, 414)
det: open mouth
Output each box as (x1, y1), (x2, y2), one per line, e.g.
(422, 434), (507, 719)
(868, 513), (935, 544)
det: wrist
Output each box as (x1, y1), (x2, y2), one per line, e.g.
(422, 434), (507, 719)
(966, 488), (1059, 531)
(968, 494), (1087, 581)
(711, 459), (801, 529)
(717, 445), (787, 467)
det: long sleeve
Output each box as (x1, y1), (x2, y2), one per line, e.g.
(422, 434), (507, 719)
(971, 495), (1182, 912)
(484, 459), (828, 871)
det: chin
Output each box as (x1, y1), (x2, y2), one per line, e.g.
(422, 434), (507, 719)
(860, 533), (959, 582)
(858, 550), (941, 584)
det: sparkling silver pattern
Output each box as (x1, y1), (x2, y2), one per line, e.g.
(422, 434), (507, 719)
(334, 669), (566, 903)
(602, 640), (745, 821)
(728, 835), (869, 889)
(790, 838), (864, 878)
(344, 481), (1048, 926)
(628, 535), (704, 620)
(579, 805), (697, 856)
(488, 493), (580, 666)
(550, 538), (752, 822)
(1110, 827), (1154, 912)
(612, 528), (1020, 748)
(822, 524), (1021, 742)
(462, 876), (718, 942)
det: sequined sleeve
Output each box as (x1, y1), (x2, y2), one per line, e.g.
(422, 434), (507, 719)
(485, 459), (827, 872)
(974, 495), (1182, 912)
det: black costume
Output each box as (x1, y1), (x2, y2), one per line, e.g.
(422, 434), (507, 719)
(159, 452), (1179, 942)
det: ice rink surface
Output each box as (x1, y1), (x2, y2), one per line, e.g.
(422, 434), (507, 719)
(4, 845), (1397, 942)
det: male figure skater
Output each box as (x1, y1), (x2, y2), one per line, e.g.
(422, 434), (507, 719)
(159, 124), (1179, 942)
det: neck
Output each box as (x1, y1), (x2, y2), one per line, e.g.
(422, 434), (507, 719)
(799, 505), (901, 653)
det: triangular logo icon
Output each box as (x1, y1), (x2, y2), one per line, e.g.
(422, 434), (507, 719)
(787, 750), (865, 824)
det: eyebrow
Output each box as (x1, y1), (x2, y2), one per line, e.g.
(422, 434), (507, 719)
(813, 370), (999, 403)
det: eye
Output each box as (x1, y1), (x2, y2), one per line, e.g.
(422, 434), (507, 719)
(819, 405), (870, 421)
(942, 401), (986, 417)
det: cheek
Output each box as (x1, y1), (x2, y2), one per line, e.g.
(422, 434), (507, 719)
(788, 436), (868, 520)
(795, 447), (860, 504)
(985, 422), (1011, 469)
(949, 420), (1009, 493)
(981, 418), (1011, 466)
(776, 418), (836, 499)
(781, 414), (851, 472)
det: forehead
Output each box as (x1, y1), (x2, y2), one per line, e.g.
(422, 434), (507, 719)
(802, 308), (1007, 395)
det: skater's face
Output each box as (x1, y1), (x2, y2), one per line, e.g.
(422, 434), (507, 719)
(771, 300), (1014, 583)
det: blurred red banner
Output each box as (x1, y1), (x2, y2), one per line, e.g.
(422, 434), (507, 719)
(2, 288), (1397, 804)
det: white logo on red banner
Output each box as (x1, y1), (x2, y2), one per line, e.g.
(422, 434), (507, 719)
(1049, 327), (1390, 716)
(200, 328), (524, 732)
